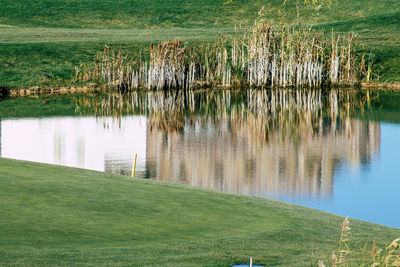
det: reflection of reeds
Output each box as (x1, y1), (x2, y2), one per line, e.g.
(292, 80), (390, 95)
(77, 25), (363, 90)
(75, 90), (380, 198)
(75, 89), (373, 144)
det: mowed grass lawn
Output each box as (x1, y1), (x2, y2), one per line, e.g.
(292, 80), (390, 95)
(0, 157), (399, 266)
(0, 0), (399, 87)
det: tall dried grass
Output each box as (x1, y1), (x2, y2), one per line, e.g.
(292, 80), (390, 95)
(77, 25), (366, 90)
(317, 218), (400, 267)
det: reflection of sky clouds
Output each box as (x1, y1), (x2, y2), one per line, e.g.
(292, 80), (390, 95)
(1, 116), (147, 173)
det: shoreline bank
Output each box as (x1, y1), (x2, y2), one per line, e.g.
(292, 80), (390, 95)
(2, 81), (400, 98)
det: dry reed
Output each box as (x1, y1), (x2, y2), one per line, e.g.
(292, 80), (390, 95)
(316, 217), (400, 267)
(77, 25), (366, 90)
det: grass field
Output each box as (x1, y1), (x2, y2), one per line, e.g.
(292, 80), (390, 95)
(0, 0), (399, 87)
(0, 157), (399, 266)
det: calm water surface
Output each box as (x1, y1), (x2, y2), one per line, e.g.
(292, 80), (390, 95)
(1, 89), (400, 228)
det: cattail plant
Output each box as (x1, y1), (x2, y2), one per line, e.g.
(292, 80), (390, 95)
(77, 24), (366, 90)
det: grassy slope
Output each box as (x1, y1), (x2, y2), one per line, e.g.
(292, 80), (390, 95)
(0, 0), (399, 87)
(0, 0), (398, 29)
(0, 157), (399, 266)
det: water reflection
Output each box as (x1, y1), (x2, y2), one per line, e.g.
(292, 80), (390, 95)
(1, 117), (148, 175)
(145, 119), (379, 198)
(3, 89), (400, 227)
(0, 89), (380, 199)
(71, 89), (380, 199)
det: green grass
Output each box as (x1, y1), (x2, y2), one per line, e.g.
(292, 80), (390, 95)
(0, 0), (398, 29)
(0, 157), (399, 266)
(0, 42), (147, 87)
(0, 0), (399, 87)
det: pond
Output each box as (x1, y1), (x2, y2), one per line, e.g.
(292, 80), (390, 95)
(1, 89), (400, 228)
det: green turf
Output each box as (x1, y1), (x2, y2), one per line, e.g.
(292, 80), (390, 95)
(0, 157), (399, 266)
(0, 0), (398, 29)
(0, 0), (399, 87)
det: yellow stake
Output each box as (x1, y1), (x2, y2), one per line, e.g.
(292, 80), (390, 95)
(131, 153), (137, 178)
